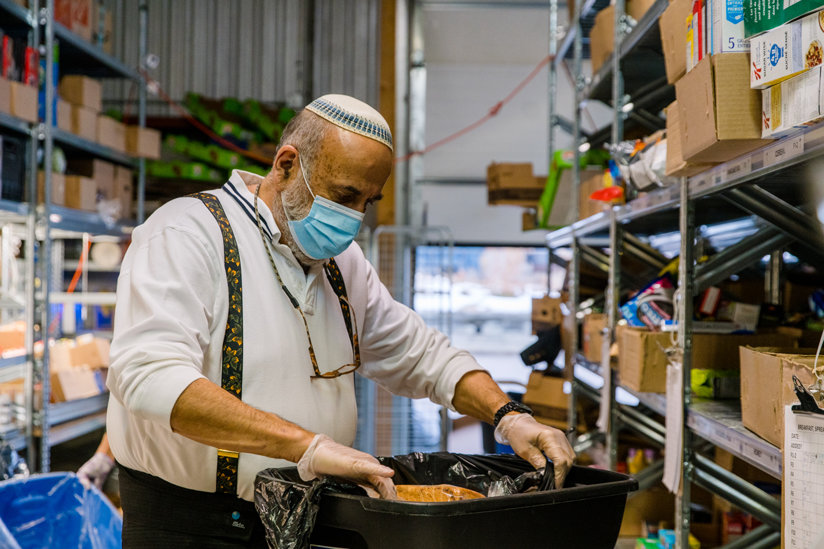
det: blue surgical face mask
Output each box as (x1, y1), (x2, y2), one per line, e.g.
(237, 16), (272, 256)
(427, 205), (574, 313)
(286, 157), (364, 260)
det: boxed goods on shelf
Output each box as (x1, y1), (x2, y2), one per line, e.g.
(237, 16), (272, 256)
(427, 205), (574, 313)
(1, 135), (25, 202)
(532, 295), (563, 333)
(56, 98), (71, 131)
(761, 66), (824, 137)
(739, 346), (817, 448)
(749, 10), (824, 89)
(96, 115), (126, 152)
(691, 368), (740, 398)
(665, 101), (716, 176)
(114, 165), (133, 218)
(67, 158), (116, 200)
(69, 335), (110, 369)
(0, 77), (10, 115)
(710, 0), (749, 54)
(64, 175), (97, 211)
(486, 162), (545, 206)
(583, 313), (607, 363)
(92, 2), (113, 54)
(661, 0), (693, 83)
(0, 322), (25, 353)
(618, 485), (675, 537)
(9, 80), (37, 123)
(579, 170), (610, 219)
(125, 126), (161, 159)
(523, 371), (568, 428)
(70, 104), (97, 141)
(617, 326), (798, 393)
(70, 0), (93, 41)
(744, 0), (824, 37)
(591, 6), (614, 75)
(675, 54), (766, 162)
(58, 75), (102, 112)
(37, 171), (67, 206)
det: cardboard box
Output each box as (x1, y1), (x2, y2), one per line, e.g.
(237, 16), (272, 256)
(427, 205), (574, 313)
(617, 326), (799, 393)
(97, 115), (126, 153)
(676, 54), (766, 163)
(739, 347), (817, 448)
(69, 335), (110, 369)
(50, 341), (74, 372)
(628, 0), (657, 22)
(64, 175), (97, 211)
(125, 126), (161, 159)
(523, 372), (568, 421)
(744, 0), (824, 37)
(486, 163), (546, 205)
(37, 171), (67, 206)
(114, 166), (133, 219)
(59, 75), (102, 112)
(71, 0), (93, 41)
(591, 6), (615, 75)
(67, 158), (116, 200)
(660, 0), (693, 83)
(583, 313), (607, 363)
(618, 486), (676, 537)
(0, 322), (25, 352)
(750, 11), (824, 89)
(761, 65), (824, 137)
(55, 0), (72, 28)
(56, 98), (72, 131)
(0, 77), (10, 116)
(532, 296), (563, 333)
(665, 101), (716, 176)
(579, 170), (610, 220)
(51, 367), (102, 403)
(9, 81), (37, 123)
(70, 104), (97, 141)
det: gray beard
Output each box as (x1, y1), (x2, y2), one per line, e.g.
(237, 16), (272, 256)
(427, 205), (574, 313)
(274, 184), (325, 268)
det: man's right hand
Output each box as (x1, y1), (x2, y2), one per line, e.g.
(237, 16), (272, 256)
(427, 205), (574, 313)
(297, 434), (397, 499)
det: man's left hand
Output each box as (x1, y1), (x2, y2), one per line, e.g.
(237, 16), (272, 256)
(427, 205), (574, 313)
(495, 413), (575, 488)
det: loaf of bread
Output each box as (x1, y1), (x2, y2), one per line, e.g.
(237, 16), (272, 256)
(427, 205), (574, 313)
(395, 484), (485, 502)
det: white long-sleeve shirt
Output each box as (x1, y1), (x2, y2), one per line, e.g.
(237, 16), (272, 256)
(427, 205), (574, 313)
(106, 171), (483, 501)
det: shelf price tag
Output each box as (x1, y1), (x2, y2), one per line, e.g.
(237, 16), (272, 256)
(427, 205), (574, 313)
(722, 157), (752, 182)
(764, 134), (804, 167)
(740, 439), (782, 476)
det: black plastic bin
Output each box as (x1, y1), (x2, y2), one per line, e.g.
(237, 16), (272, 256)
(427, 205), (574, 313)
(257, 454), (637, 549)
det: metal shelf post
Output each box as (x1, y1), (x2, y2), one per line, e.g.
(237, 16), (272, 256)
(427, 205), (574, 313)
(605, 208), (622, 468)
(676, 177), (695, 549)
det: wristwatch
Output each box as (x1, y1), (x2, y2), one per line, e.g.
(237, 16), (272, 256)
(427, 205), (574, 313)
(493, 401), (533, 428)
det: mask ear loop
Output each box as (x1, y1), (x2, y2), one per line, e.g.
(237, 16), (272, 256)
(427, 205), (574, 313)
(297, 155), (316, 198)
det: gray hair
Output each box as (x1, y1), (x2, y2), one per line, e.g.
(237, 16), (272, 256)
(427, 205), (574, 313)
(277, 110), (330, 179)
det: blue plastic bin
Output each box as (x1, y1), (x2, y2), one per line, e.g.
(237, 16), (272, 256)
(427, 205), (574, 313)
(0, 473), (121, 549)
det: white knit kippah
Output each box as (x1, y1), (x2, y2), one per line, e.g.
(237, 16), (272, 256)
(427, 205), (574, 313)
(305, 94), (393, 151)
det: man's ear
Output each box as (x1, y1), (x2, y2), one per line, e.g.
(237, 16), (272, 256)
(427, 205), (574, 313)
(274, 146), (298, 187)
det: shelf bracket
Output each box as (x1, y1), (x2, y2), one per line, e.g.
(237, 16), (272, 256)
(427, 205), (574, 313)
(622, 232), (668, 271)
(693, 227), (793, 294)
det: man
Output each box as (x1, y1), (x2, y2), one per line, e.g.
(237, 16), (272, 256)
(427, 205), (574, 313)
(107, 94), (574, 546)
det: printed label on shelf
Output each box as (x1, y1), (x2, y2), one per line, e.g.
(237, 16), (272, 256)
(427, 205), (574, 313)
(741, 439), (782, 476)
(763, 134), (805, 167)
(690, 174), (712, 195)
(723, 157), (752, 182)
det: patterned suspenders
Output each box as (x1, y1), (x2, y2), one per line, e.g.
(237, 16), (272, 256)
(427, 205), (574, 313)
(191, 192), (244, 494)
(191, 191), (354, 495)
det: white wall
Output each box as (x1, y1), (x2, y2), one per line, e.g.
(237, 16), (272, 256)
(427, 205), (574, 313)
(419, 6), (602, 245)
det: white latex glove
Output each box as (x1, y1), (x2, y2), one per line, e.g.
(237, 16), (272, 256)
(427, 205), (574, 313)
(77, 452), (114, 490)
(495, 413), (575, 488)
(297, 434), (397, 499)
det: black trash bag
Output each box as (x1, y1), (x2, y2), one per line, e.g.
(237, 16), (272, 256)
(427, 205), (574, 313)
(254, 452), (553, 549)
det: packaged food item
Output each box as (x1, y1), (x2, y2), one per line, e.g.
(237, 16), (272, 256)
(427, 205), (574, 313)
(761, 65), (824, 137)
(396, 484), (485, 502)
(750, 9), (824, 89)
(621, 275), (676, 329)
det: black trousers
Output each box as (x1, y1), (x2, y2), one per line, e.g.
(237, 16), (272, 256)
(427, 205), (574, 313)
(118, 464), (269, 548)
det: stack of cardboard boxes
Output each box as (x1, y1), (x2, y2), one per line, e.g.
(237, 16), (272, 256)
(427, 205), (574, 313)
(50, 334), (111, 403)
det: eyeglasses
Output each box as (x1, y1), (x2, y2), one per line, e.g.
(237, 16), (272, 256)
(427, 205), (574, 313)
(253, 184), (361, 379)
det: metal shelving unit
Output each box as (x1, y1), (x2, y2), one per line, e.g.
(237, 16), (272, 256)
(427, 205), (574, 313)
(0, 0), (147, 472)
(547, 0), (823, 545)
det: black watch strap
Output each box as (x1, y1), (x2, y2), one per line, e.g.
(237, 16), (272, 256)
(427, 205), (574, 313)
(493, 401), (533, 428)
